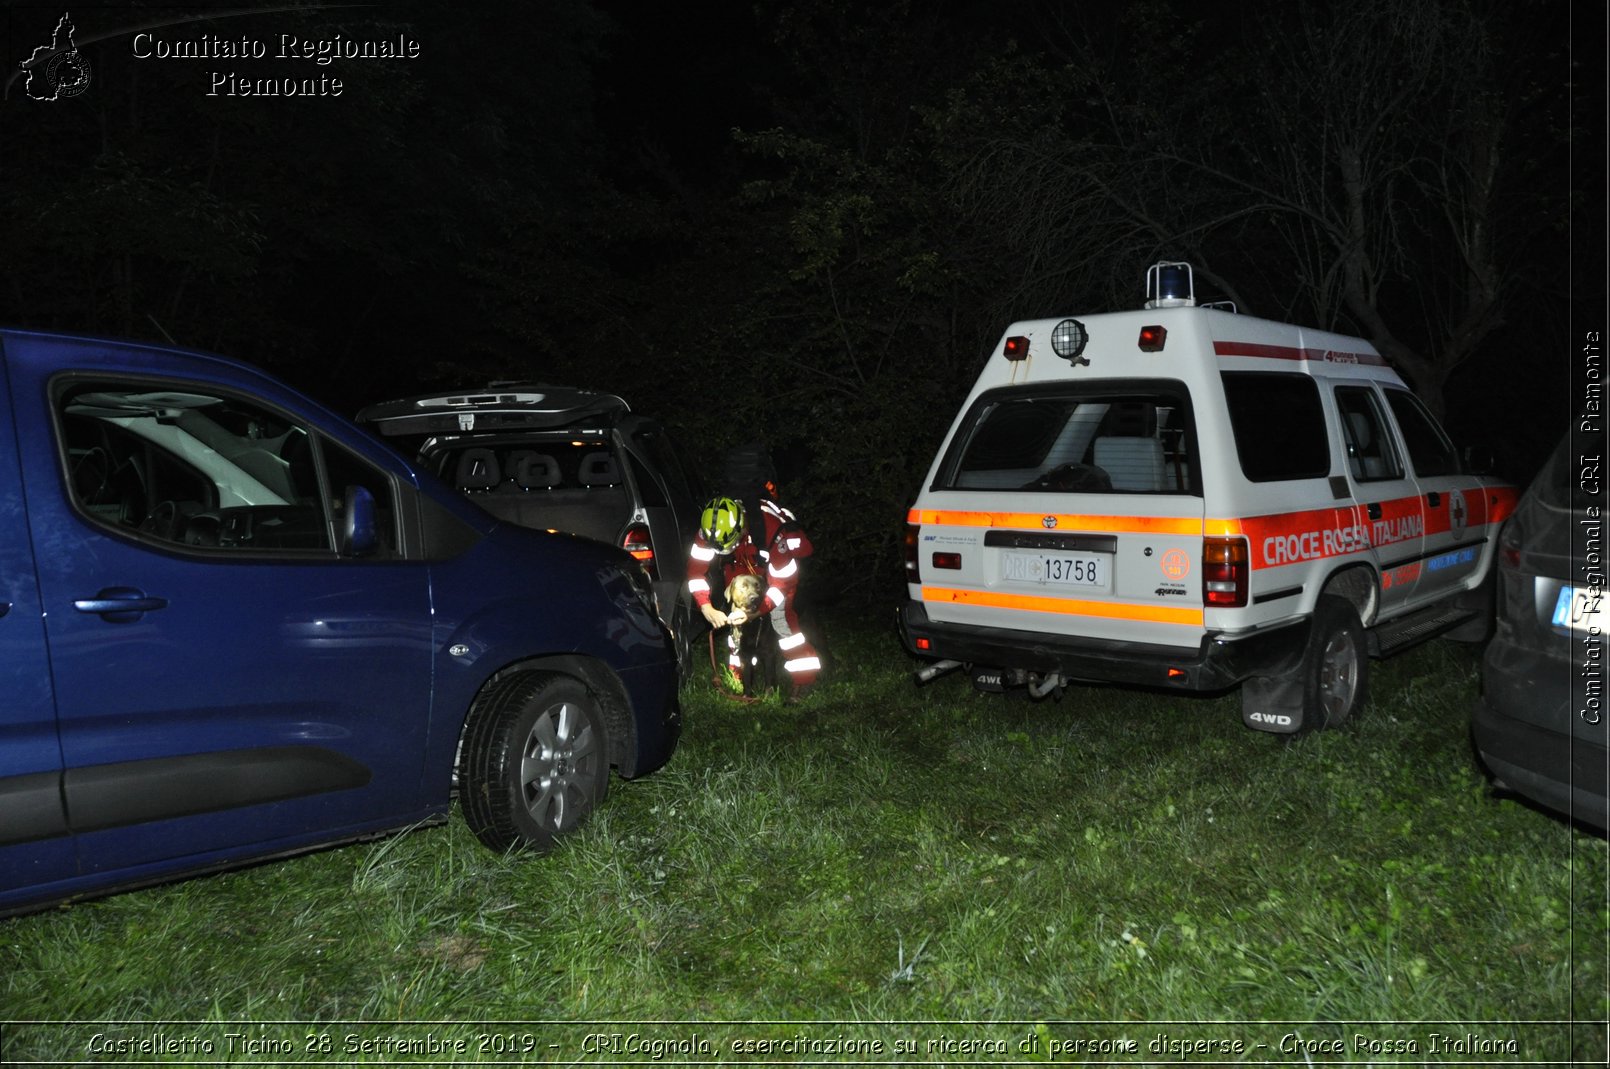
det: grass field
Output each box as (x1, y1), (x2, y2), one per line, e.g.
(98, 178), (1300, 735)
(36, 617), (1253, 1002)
(1, 619), (1605, 1065)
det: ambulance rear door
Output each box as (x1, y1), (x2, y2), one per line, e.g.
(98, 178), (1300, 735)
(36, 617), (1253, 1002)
(913, 379), (1209, 652)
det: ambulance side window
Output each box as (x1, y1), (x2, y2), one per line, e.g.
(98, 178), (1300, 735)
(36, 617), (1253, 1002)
(1221, 373), (1329, 482)
(1334, 386), (1405, 483)
(1382, 388), (1459, 477)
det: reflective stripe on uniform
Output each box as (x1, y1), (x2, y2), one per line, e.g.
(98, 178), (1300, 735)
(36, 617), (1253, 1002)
(688, 578), (710, 594)
(768, 558), (798, 580)
(767, 585), (787, 608)
(690, 544), (717, 562)
(778, 632), (807, 650)
(784, 656), (822, 674)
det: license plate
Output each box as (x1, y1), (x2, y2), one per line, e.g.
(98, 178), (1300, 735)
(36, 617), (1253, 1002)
(1001, 550), (1109, 588)
(1551, 585), (1605, 634)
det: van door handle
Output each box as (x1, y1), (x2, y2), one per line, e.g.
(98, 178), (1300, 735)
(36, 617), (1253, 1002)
(1367, 502), (1382, 520)
(74, 587), (169, 622)
(1427, 491), (1442, 508)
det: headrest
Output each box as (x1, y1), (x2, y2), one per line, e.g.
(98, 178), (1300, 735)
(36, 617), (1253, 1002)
(578, 451), (620, 487)
(455, 448), (500, 490)
(514, 452), (561, 490)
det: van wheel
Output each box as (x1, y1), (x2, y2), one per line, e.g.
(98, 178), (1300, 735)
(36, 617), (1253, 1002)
(1302, 595), (1368, 731)
(460, 674), (610, 852)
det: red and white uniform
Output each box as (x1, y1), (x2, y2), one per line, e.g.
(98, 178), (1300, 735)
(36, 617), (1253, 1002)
(686, 499), (821, 687)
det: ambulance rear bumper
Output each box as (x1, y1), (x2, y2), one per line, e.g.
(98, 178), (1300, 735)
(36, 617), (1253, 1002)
(898, 601), (1310, 691)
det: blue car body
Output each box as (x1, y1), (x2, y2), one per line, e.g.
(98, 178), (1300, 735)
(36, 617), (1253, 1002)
(0, 329), (679, 915)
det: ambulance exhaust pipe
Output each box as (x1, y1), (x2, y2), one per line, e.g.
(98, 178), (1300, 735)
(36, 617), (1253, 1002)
(914, 659), (963, 685)
(1029, 672), (1064, 699)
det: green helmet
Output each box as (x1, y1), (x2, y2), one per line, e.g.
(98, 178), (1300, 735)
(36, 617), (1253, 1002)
(699, 496), (745, 552)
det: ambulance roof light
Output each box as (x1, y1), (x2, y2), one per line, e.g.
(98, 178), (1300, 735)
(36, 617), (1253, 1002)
(1145, 261), (1196, 309)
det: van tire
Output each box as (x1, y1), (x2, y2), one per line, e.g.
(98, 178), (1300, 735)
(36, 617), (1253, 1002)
(1300, 595), (1368, 732)
(460, 673), (610, 852)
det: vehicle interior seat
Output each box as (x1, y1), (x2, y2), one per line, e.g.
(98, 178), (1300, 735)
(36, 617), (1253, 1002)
(1092, 436), (1166, 491)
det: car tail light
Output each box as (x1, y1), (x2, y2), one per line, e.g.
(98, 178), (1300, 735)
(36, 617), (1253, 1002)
(904, 523), (921, 583)
(622, 523), (656, 578)
(1202, 537), (1248, 607)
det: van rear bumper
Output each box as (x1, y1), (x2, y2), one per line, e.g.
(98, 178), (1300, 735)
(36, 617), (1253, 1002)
(898, 601), (1309, 691)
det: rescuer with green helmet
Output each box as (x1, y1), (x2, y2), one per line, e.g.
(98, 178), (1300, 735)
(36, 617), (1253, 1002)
(685, 446), (820, 697)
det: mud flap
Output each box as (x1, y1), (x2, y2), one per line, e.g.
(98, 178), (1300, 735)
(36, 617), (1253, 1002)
(1242, 673), (1303, 733)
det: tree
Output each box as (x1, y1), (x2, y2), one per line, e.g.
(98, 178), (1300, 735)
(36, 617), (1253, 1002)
(934, 0), (1561, 416)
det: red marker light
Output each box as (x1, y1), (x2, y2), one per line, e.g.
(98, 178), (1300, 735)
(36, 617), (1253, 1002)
(932, 552), (961, 570)
(1138, 325), (1167, 352)
(1003, 336), (1030, 361)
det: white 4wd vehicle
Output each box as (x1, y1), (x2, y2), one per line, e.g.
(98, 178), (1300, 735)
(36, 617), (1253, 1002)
(899, 264), (1518, 733)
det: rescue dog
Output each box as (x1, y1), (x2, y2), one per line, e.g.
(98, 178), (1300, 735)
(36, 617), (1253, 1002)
(723, 573), (781, 696)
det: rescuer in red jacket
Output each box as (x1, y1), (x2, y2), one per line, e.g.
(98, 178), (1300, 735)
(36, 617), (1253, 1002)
(685, 466), (821, 698)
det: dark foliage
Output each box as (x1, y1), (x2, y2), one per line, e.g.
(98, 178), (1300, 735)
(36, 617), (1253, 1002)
(0, 0), (1585, 601)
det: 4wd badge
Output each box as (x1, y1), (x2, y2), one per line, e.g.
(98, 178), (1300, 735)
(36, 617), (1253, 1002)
(1041, 515), (1057, 529)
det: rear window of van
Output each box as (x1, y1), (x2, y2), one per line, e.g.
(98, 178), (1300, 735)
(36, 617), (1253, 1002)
(937, 381), (1197, 495)
(1221, 372), (1330, 482)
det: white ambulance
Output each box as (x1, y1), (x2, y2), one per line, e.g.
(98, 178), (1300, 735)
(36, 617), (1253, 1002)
(898, 263), (1518, 733)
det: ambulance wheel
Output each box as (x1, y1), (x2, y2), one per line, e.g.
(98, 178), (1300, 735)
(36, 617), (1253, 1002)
(1300, 595), (1368, 731)
(460, 674), (610, 852)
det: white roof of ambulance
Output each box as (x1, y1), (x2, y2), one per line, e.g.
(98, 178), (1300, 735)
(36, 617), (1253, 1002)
(964, 306), (1403, 407)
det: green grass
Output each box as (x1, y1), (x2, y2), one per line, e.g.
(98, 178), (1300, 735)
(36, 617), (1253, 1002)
(2, 619), (1605, 1064)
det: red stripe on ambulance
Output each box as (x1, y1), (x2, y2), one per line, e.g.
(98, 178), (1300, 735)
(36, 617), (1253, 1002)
(1213, 340), (1386, 366)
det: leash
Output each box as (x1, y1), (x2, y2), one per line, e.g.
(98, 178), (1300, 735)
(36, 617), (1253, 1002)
(706, 628), (759, 704)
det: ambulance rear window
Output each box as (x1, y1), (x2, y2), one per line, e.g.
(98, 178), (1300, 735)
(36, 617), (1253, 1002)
(1222, 372), (1330, 482)
(937, 381), (1197, 495)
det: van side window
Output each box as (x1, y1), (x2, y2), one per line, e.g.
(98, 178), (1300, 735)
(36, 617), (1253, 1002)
(1383, 388), (1459, 478)
(1221, 372), (1329, 482)
(939, 382), (1197, 495)
(56, 380), (393, 556)
(1334, 386), (1405, 483)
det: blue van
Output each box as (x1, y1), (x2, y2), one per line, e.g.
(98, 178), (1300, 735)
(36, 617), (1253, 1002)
(0, 329), (680, 916)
